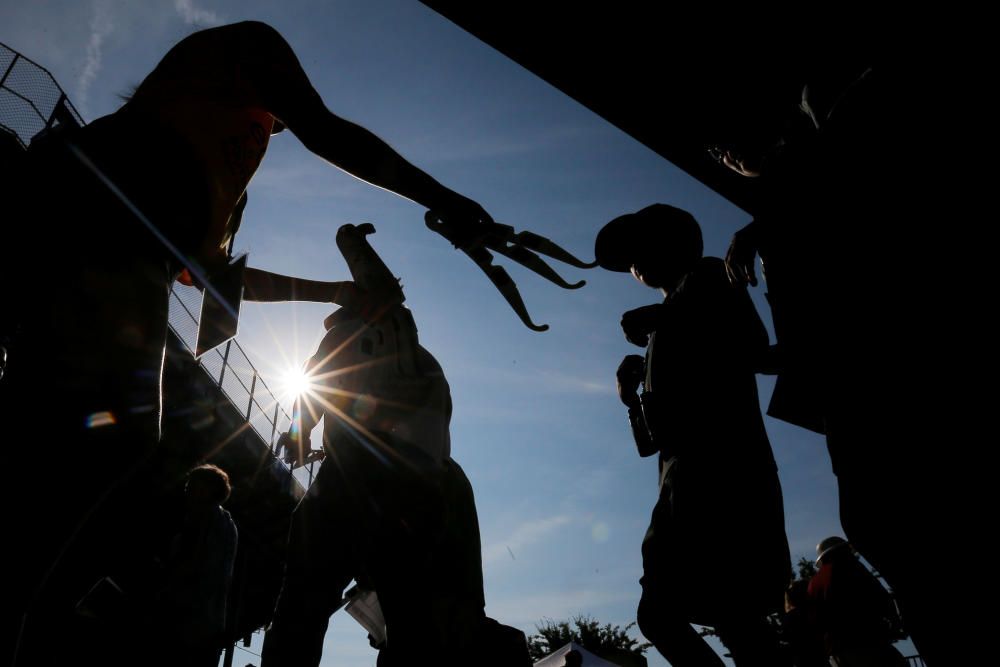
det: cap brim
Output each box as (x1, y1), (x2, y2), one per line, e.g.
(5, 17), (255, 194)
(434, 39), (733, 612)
(594, 212), (644, 272)
(594, 204), (700, 272)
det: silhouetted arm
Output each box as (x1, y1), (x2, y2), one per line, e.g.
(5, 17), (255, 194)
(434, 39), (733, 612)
(729, 275), (772, 371)
(293, 111), (491, 230)
(243, 267), (360, 305)
(236, 22), (494, 234)
(620, 303), (663, 348)
(616, 354), (644, 410)
(617, 355), (657, 458)
(725, 219), (761, 287)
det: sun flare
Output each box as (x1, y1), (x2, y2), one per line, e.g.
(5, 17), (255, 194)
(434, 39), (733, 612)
(280, 366), (313, 401)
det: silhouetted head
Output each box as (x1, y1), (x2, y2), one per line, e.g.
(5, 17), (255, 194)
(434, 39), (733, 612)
(185, 463), (232, 507)
(564, 649), (583, 667)
(816, 535), (850, 565)
(595, 204), (702, 290)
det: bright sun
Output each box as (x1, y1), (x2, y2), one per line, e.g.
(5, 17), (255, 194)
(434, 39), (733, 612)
(280, 367), (312, 400)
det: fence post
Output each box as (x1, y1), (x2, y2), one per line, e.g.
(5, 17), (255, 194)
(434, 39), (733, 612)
(0, 53), (18, 88)
(219, 340), (232, 385)
(246, 371), (257, 421)
(45, 92), (66, 128)
(271, 404), (280, 451)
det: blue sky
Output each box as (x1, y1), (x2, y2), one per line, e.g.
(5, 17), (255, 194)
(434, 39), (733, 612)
(0, 1), (885, 664)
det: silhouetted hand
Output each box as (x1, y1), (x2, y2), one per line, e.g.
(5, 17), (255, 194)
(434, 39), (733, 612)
(323, 281), (404, 330)
(277, 431), (303, 466)
(725, 221), (760, 287)
(621, 304), (662, 347)
(430, 192), (495, 249)
(721, 149), (763, 178)
(616, 355), (645, 408)
(330, 281), (365, 307)
(277, 431), (326, 468)
(336, 281), (402, 314)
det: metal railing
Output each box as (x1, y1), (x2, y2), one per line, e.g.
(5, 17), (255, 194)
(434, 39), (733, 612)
(169, 282), (292, 448)
(1, 42), (84, 146)
(168, 282), (318, 487)
(1, 40), (316, 487)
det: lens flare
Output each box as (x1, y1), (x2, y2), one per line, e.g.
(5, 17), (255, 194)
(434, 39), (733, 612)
(85, 411), (117, 428)
(280, 367), (313, 400)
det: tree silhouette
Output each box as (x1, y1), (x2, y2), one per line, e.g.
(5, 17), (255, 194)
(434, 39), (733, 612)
(527, 615), (650, 665)
(795, 555), (818, 582)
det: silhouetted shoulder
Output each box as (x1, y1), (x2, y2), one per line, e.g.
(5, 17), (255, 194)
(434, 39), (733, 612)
(673, 256), (730, 299)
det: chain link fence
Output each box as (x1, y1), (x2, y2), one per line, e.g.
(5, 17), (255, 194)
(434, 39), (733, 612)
(1, 42), (84, 146)
(169, 283), (297, 457)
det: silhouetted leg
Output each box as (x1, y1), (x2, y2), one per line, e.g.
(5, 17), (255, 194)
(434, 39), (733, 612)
(438, 460), (486, 610)
(714, 614), (788, 667)
(637, 593), (724, 667)
(261, 473), (354, 667)
(834, 464), (960, 667)
(383, 462), (490, 666)
(375, 460), (490, 667)
(365, 462), (451, 664)
(827, 375), (963, 667)
(636, 468), (726, 667)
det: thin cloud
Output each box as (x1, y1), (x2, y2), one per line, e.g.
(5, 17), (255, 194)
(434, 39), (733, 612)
(536, 370), (613, 395)
(77, 0), (114, 113)
(174, 0), (222, 26)
(483, 514), (572, 565)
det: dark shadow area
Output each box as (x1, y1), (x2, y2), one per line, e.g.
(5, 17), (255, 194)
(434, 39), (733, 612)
(418, 5), (973, 666)
(420, 2), (879, 216)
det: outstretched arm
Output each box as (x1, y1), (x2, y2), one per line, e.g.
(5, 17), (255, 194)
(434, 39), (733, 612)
(242, 267), (360, 305)
(235, 22), (493, 232)
(293, 111), (490, 228)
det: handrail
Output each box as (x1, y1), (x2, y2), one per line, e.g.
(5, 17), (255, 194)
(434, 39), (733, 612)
(1, 42), (85, 146)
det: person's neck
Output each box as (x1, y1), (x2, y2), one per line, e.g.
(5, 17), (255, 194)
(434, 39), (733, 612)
(660, 275), (684, 298)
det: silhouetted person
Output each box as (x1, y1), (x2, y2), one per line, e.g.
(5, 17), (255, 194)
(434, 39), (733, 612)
(597, 204), (791, 667)
(0, 21), (515, 665)
(780, 579), (827, 667)
(0, 132), (24, 388)
(807, 537), (906, 667)
(150, 464), (238, 667)
(716, 67), (959, 665)
(564, 648), (584, 667)
(261, 224), (530, 667)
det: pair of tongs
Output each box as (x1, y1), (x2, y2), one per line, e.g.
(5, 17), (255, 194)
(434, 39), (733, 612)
(425, 212), (597, 332)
